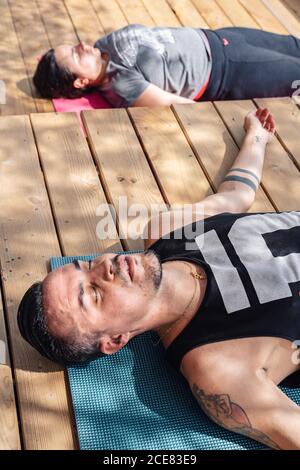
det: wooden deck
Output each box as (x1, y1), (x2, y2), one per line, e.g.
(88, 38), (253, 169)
(0, 0), (300, 450)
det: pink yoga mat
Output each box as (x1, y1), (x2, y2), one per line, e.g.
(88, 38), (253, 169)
(52, 91), (112, 134)
(36, 54), (112, 132)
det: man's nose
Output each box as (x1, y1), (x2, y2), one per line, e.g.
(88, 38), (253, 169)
(93, 260), (114, 282)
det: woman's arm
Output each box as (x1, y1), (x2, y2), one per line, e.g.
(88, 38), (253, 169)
(131, 83), (195, 107)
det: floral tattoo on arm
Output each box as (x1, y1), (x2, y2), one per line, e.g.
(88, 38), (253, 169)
(192, 384), (281, 450)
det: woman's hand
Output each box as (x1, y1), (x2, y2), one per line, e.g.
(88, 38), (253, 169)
(244, 108), (276, 144)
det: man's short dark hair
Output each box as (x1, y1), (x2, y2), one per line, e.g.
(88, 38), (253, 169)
(17, 281), (105, 366)
(33, 49), (87, 99)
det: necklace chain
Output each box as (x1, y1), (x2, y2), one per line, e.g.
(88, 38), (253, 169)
(152, 261), (206, 347)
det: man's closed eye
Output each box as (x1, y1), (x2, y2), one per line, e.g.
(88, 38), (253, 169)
(91, 285), (102, 303)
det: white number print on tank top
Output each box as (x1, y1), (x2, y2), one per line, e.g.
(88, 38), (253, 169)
(195, 212), (300, 314)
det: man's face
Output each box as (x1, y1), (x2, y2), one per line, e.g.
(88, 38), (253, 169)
(42, 252), (162, 353)
(54, 42), (103, 82)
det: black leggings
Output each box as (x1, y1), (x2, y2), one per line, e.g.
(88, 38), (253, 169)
(202, 27), (300, 101)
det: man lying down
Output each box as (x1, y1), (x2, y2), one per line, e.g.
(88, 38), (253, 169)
(18, 109), (300, 449)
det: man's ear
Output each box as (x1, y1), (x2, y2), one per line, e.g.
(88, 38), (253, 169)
(73, 77), (90, 89)
(99, 333), (131, 355)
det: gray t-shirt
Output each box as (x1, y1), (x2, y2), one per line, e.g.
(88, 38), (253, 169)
(94, 24), (212, 107)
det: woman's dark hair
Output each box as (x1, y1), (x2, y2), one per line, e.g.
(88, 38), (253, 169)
(33, 48), (87, 99)
(17, 281), (106, 366)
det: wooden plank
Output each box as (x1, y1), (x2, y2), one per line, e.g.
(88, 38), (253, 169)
(117, 0), (155, 26)
(262, 0), (300, 37)
(215, 0), (260, 28)
(90, 0), (128, 34)
(281, 0), (300, 23)
(254, 97), (300, 169)
(128, 106), (213, 206)
(142, 0), (181, 26)
(173, 102), (274, 212)
(0, 115), (75, 449)
(8, 0), (54, 114)
(166, 0), (209, 28)
(37, 0), (78, 47)
(192, 0), (233, 29)
(0, 0), (36, 116)
(239, 0), (289, 34)
(30, 112), (121, 255)
(0, 288), (21, 449)
(82, 109), (166, 251)
(64, 0), (105, 44)
(214, 100), (300, 211)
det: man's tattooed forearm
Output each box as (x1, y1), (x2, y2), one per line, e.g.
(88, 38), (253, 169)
(223, 175), (257, 192)
(255, 135), (262, 143)
(192, 384), (281, 450)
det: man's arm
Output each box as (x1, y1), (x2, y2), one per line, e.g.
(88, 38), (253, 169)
(212, 107), (274, 213)
(132, 83), (195, 107)
(190, 366), (300, 450)
(145, 108), (275, 248)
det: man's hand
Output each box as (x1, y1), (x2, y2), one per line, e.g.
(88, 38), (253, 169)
(244, 108), (276, 145)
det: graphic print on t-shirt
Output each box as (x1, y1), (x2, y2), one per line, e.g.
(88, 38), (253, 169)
(112, 26), (175, 67)
(195, 212), (300, 314)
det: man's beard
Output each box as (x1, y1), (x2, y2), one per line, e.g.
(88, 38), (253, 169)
(143, 249), (162, 290)
(111, 251), (162, 290)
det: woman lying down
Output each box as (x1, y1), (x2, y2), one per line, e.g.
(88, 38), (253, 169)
(34, 24), (300, 107)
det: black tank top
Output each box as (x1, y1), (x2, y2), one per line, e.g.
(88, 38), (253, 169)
(150, 212), (300, 387)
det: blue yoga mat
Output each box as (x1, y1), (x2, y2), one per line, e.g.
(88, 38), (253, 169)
(51, 253), (300, 450)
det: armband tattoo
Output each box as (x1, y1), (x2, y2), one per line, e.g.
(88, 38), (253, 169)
(223, 175), (257, 192)
(229, 168), (260, 184)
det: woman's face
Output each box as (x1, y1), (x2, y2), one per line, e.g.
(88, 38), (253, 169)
(54, 42), (103, 83)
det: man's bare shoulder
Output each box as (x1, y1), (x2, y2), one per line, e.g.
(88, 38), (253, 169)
(144, 209), (212, 250)
(179, 337), (270, 389)
(144, 185), (254, 250)
(180, 336), (300, 390)
(180, 339), (300, 450)
(180, 344), (238, 386)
